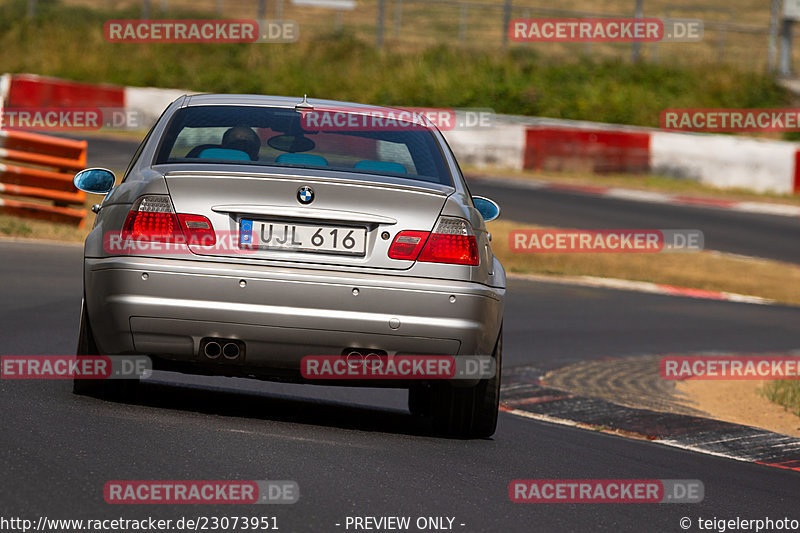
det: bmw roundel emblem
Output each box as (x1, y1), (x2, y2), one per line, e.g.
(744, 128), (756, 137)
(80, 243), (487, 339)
(297, 186), (314, 205)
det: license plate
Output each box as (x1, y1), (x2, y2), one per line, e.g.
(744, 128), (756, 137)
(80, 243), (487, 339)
(240, 219), (367, 256)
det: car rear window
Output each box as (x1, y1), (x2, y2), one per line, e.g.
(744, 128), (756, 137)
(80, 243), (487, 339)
(154, 105), (453, 186)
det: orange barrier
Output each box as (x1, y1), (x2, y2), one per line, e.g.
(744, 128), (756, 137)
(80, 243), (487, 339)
(0, 198), (86, 225)
(0, 130), (87, 226)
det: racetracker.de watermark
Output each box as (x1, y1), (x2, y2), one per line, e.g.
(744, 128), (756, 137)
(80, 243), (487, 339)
(0, 355), (151, 380)
(509, 18), (703, 42)
(0, 108), (144, 131)
(660, 356), (800, 380)
(300, 355), (496, 380)
(661, 108), (800, 132)
(104, 231), (258, 256)
(509, 229), (704, 253)
(104, 19), (298, 43)
(104, 480), (298, 504)
(509, 479), (704, 503)
(299, 107), (494, 132)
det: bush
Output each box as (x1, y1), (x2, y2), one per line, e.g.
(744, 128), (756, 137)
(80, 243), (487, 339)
(0, 0), (791, 128)
(761, 381), (800, 417)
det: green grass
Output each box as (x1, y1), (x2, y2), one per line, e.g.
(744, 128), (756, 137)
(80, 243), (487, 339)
(0, 0), (792, 129)
(761, 381), (800, 417)
(487, 219), (800, 307)
(0, 213), (87, 241)
(0, 216), (34, 238)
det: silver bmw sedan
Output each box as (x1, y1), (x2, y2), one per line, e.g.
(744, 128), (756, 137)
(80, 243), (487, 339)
(73, 94), (505, 438)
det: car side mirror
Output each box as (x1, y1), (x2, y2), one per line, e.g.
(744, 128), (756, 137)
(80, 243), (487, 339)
(472, 196), (501, 222)
(73, 168), (116, 195)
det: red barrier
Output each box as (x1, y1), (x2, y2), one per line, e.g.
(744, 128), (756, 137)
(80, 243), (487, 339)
(524, 127), (651, 174)
(0, 198), (85, 225)
(0, 145), (85, 171)
(0, 130), (87, 162)
(0, 161), (78, 192)
(0, 129), (87, 226)
(794, 150), (800, 194)
(0, 182), (84, 204)
(5, 74), (124, 110)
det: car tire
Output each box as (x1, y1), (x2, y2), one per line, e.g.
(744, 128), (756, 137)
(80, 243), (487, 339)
(73, 300), (139, 401)
(431, 327), (502, 439)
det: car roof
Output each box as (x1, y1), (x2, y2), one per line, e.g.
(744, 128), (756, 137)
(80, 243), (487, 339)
(181, 94), (431, 126)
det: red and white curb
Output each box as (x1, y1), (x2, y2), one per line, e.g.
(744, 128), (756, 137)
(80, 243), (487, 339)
(471, 175), (800, 218)
(508, 272), (778, 305)
(499, 384), (800, 473)
(498, 405), (759, 468)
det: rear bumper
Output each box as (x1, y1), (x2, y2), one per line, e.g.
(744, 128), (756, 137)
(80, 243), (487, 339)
(85, 257), (504, 378)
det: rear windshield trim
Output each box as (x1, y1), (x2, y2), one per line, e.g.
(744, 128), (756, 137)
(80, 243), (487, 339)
(154, 105), (454, 187)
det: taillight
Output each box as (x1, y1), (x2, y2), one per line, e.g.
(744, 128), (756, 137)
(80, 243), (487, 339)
(177, 214), (216, 246)
(388, 230), (429, 260)
(419, 217), (479, 266)
(122, 196), (181, 242)
(122, 195), (215, 245)
(388, 217), (479, 266)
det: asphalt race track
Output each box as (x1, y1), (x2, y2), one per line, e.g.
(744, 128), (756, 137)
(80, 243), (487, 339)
(2, 241), (800, 531)
(468, 178), (800, 264)
(0, 138), (799, 531)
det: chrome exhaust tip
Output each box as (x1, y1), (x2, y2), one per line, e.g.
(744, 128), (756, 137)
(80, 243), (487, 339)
(223, 342), (240, 360)
(364, 352), (382, 365)
(204, 341), (222, 359)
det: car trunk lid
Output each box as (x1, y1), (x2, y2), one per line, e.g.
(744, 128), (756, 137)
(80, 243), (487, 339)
(163, 169), (452, 270)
